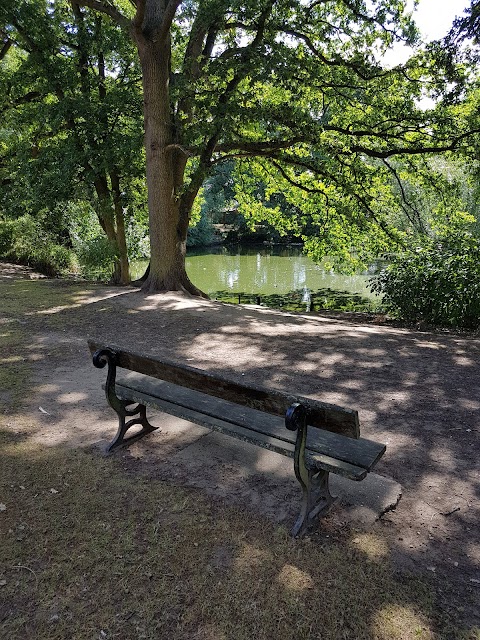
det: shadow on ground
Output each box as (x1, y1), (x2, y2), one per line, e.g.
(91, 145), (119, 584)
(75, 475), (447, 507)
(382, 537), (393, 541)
(1, 275), (479, 632)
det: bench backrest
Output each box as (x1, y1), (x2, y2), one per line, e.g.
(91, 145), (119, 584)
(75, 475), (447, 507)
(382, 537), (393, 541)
(88, 340), (360, 439)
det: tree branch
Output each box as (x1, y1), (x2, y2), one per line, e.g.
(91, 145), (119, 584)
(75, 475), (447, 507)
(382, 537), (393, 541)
(272, 152), (399, 240)
(282, 28), (386, 80)
(158, 0), (182, 42)
(0, 37), (12, 61)
(187, 2), (276, 168)
(133, 0), (145, 29)
(381, 158), (425, 231)
(348, 128), (480, 158)
(270, 159), (327, 195)
(215, 138), (305, 154)
(73, 0), (130, 29)
(0, 91), (42, 114)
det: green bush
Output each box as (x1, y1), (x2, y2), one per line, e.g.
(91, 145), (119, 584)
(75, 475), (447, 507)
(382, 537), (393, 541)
(0, 219), (14, 255)
(74, 235), (118, 280)
(187, 212), (216, 247)
(125, 222), (150, 261)
(370, 229), (480, 328)
(0, 215), (75, 277)
(67, 203), (119, 280)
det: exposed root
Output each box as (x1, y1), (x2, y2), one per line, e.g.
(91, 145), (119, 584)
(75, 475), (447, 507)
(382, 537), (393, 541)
(140, 271), (209, 298)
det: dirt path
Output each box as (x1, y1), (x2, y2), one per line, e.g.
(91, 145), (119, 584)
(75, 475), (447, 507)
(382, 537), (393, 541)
(1, 261), (479, 627)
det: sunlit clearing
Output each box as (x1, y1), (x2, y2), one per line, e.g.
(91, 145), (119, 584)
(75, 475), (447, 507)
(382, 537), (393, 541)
(234, 543), (272, 571)
(191, 624), (227, 640)
(277, 563), (314, 591)
(351, 533), (389, 561)
(1, 356), (23, 363)
(28, 290), (133, 315)
(34, 384), (60, 393)
(57, 392), (88, 404)
(372, 604), (434, 640)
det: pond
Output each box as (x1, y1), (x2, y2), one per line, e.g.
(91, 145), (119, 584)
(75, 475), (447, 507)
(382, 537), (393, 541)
(133, 245), (382, 314)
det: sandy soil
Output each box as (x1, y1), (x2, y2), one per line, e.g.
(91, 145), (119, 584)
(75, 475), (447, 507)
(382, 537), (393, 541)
(1, 261), (479, 627)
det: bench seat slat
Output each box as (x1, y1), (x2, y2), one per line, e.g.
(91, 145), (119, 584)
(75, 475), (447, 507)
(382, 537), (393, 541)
(115, 383), (367, 481)
(116, 373), (384, 472)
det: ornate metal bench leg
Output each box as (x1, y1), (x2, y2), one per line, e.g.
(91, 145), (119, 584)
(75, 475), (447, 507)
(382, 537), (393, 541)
(93, 349), (158, 453)
(286, 403), (337, 537)
(107, 401), (158, 453)
(291, 469), (337, 537)
(307, 469), (337, 519)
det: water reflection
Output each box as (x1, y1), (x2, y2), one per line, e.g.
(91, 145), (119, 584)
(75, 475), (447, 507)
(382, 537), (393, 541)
(184, 245), (377, 300)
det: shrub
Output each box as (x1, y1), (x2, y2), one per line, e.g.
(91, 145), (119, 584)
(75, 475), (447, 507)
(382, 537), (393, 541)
(187, 212), (216, 247)
(0, 219), (14, 255)
(74, 235), (118, 280)
(370, 228), (480, 328)
(0, 215), (75, 277)
(125, 222), (150, 261)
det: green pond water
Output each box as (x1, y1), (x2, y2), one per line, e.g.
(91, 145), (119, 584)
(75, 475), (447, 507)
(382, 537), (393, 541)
(133, 246), (381, 313)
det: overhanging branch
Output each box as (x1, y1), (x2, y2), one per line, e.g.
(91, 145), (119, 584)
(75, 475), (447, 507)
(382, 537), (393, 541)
(349, 128), (480, 158)
(282, 28), (386, 81)
(381, 158), (425, 230)
(0, 37), (12, 61)
(73, 0), (130, 29)
(215, 138), (305, 154)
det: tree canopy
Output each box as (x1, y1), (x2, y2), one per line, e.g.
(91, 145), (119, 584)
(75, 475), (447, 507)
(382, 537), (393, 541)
(0, 0), (145, 282)
(1, 0), (479, 292)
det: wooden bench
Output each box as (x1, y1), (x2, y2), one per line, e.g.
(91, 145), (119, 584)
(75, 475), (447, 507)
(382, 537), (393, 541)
(89, 340), (386, 536)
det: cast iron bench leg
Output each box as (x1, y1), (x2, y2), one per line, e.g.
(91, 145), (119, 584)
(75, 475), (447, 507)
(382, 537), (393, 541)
(93, 349), (158, 453)
(108, 400), (157, 453)
(291, 468), (337, 537)
(287, 403), (337, 537)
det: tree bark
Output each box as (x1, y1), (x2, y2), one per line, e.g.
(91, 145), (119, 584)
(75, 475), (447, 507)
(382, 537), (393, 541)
(94, 174), (130, 285)
(110, 171), (131, 285)
(133, 28), (207, 296)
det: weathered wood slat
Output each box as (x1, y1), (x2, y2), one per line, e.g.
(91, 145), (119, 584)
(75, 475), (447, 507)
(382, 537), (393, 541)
(88, 340), (360, 438)
(116, 373), (384, 471)
(115, 384), (367, 481)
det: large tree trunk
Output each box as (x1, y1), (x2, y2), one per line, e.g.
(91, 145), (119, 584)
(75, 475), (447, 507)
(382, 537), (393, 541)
(134, 32), (206, 296)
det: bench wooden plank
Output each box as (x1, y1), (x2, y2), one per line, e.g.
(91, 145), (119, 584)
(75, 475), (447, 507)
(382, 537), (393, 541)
(116, 373), (384, 471)
(115, 383), (367, 481)
(88, 340), (360, 438)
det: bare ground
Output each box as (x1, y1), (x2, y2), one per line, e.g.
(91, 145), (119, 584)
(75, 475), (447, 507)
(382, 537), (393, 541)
(1, 261), (479, 629)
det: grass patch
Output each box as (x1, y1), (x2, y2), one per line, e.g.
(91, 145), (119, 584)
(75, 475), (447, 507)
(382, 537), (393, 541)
(0, 436), (476, 640)
(0, 280), (99, 317)
(0, 321), (31, 409)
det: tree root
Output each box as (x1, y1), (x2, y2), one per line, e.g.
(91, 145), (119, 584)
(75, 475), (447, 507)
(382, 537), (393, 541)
(140, 270), (209, 298)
